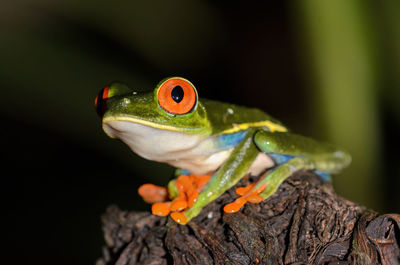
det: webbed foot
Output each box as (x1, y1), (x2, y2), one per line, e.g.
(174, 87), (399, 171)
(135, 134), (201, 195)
(224, 176), (268, 213)
(138, 174), (211, 224)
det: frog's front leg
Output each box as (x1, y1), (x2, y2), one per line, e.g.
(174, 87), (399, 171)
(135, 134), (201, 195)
(166, 168), (192, 200)
(225, 130), (352, 212)
(170, 129), (260, 224)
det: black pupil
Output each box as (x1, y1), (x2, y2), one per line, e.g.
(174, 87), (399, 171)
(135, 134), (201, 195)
(171, 85), (184, 103)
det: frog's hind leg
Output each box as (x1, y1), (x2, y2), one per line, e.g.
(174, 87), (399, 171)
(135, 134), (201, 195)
(255, 131), (351, 199)
(224, 130), (351, 212)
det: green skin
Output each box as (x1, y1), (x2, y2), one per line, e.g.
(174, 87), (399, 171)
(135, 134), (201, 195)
(98, 77), (351, 224)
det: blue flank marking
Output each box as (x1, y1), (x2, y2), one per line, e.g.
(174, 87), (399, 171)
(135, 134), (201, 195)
(315, 171), (332, 181)
(176, 169), (191, 176)
(269, 153), (294, 165)
(269, 154), (331, 181)
(217, 131), (248, 149)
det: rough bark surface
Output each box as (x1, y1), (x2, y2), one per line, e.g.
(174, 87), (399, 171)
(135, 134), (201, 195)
(96, 171), (400, 265)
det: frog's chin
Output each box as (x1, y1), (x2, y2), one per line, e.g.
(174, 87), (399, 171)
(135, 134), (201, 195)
(102, 120), (211, 168)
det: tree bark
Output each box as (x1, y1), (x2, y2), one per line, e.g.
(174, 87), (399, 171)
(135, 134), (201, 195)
(96, 171), (400, 265)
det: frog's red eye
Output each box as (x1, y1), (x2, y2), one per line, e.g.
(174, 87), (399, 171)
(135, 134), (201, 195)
(158, 78), (197, 115)
(95, 86), (110, 116)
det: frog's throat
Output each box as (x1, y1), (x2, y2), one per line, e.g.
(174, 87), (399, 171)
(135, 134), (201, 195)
(101, 119), (225, 174)
(102, 116), (207, 137)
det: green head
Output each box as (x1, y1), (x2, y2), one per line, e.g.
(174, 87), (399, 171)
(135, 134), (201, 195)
(95, 77), (212, 137)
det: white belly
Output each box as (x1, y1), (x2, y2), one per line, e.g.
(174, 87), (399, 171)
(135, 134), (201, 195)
(103, 120), (274, 175)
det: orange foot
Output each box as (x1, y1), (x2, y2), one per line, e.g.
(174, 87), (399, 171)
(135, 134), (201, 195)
(223, 182), (267, 213)
(138, 174), (211, 222)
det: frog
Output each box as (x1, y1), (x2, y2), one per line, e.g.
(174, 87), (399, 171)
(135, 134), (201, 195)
(95, 77), (351, 225)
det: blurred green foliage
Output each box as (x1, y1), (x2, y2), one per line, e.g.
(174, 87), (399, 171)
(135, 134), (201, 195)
(1, 1), (399, 264)
(296, 0), (400, 210)
(298, 0), (382, 208)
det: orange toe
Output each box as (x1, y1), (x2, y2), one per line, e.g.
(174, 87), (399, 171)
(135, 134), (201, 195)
(170, 212), (188, 225)
(170, 199), (188, 211)
(223, 197), (247, 213)
(187, 190), (199, 208)
(225, 182), (268, 213)
(176, 175), (194, 192)
(138, 184), (168, 203)
(152, 202), (171, 216)
(235, 183), (255, 196)
(192, 175), (211, 190)
(247, 195), (264, 203)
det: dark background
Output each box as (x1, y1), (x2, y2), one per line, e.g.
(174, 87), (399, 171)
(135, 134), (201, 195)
(1, 1), (399, 264)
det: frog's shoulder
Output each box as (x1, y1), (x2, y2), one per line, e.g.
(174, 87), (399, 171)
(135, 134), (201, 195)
(200, 98), (288, 135)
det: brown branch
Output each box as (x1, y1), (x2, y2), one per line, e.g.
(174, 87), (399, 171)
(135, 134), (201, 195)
(96, 171), (400, 265)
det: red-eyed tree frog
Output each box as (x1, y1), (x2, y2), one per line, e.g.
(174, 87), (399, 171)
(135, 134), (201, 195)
(95, 77), (351, 225)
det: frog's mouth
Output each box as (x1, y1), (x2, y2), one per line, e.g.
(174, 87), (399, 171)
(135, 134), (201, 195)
(102, 116), (201, 137)
(102, 118), (163, 139)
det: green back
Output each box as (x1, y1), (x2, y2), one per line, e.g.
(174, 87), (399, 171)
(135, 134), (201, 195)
(200, 98), (287, 135)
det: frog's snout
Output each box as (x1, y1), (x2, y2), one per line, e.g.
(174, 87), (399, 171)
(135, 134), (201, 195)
(95, 83), (135, 117)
